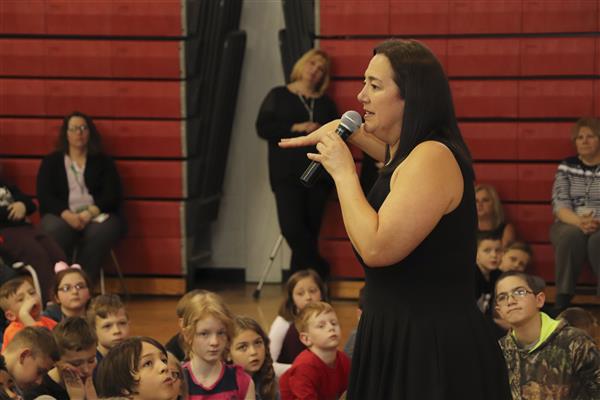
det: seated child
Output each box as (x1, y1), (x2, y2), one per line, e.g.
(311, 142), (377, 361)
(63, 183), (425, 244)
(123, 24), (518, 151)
(280, 302), (350, 400)
(269, 269), (327, 377)
(86, 294), (130, 363)
(0, 277), (57, 351)
(229, 316), (278, 400)
(96, 336), (180, 400)
(344, 286), (364, 360)
(181, 291), (255, 399)
(165, 289), (208, 362)
(495, 271), (600, 399)
(499, 241), (532, 273)
(558, 307), (598, 341)
(474, 232), (503, 315)
(23, 317), (98, 400)
(1, 327), (59, 392)
(43, 263), (92, 323)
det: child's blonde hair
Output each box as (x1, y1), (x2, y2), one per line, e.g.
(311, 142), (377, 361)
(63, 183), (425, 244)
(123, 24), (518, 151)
(295, 301), (335, 334)
(181, 291), (234, 357)
(278, 269), (329, 322)
(176, 289), (209, 318)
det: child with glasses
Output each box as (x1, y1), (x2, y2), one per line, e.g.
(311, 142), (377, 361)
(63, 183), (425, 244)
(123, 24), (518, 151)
(43, 262), (91, 323)
(86, 294), (130, 364)
(0, 277), (57, 351)
(23, 317), (97, 400)
(495, 271), (600, 399)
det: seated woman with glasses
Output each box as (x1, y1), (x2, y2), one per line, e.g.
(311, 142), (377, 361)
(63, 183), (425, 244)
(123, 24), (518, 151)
(36, 111), (124, 285)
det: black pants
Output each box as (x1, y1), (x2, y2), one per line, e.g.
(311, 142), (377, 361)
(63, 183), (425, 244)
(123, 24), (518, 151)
(0, 225), (66, 304)
(40, 213), (122, 284)
(273, 177), (332, 278)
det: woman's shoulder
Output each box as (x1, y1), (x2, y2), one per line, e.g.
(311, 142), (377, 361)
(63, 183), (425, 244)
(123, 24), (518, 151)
(406, 140), (457, 166)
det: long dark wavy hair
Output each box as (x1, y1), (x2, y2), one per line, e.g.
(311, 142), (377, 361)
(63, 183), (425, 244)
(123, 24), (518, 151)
(231, 316), (277, 400)
(374, 40), (473, 180)
(56, 111), (103, 155)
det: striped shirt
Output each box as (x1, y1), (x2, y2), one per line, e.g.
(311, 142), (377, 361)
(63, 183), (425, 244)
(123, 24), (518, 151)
(183, 361), (251, 400)
(552, 156), (600, 217)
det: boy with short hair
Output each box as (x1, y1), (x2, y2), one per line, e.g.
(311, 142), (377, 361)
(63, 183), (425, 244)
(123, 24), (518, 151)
(1, 327), (59, 391)
(23, 317), (98, 400)
(86, 294), (130, 363)
(499, 241), (532, 272)
(0, 277), (57, 351)
(280, 301), (350, 400)
(495, 271), (600, 399)
(475, 232), (503, 314)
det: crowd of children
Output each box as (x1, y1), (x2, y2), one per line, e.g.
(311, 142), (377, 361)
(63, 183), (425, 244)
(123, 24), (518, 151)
(0, 185), (598, 399)
(0, 263), (355, 400)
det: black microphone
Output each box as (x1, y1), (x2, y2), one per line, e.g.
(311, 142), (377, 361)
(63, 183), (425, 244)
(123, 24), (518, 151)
(300, 110), (363, 187)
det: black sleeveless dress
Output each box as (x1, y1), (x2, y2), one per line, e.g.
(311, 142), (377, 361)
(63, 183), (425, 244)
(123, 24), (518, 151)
(347, 141), (511, 399)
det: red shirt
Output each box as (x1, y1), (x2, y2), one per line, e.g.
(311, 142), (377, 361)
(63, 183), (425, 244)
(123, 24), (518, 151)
(280, 349), (350, 400)
(2, 317), (57, 351)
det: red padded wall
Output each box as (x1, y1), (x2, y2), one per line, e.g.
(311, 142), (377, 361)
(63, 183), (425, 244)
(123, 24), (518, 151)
(0, 1), (195, 276)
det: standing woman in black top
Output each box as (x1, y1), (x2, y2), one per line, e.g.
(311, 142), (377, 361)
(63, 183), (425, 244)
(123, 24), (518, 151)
(280, 40), (510, 399)
(36, 111), (123, 284)
(256, 49), (339, 278)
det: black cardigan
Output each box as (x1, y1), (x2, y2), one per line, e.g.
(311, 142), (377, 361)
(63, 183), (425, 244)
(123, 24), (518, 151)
(256, 86), (339, 188)
(36, 151), (122, 216)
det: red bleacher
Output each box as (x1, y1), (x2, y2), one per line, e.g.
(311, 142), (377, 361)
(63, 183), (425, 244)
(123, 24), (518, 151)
(447, 39), (520, 77)
(0, 39), (182, 79)
(520, 37), (595, 76)
(0, 118), (186, 158)
(448, 0), (522, 34)
(389, 1), (449, 35)
(0, 79), (184, 118)
(521, 0), (598, 33)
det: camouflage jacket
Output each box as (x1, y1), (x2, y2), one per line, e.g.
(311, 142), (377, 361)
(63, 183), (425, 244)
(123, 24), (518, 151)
(499, 317), (600, 400)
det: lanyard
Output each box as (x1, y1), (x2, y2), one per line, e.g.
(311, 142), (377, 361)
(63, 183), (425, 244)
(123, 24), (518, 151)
(297, 94), (315, 122)
(70, 162), (86, 194)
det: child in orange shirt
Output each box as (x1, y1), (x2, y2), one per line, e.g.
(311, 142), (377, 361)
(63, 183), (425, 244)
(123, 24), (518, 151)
(0, 277), (56, 351)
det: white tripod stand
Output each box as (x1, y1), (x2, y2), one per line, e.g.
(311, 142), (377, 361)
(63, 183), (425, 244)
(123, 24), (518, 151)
(252, 235), (284, 299)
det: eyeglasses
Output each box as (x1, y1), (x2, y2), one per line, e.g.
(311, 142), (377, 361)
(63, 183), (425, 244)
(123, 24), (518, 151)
(67, 125), (89, 133)
(58, 283), (88, 293)
(495, 287), (533, 306)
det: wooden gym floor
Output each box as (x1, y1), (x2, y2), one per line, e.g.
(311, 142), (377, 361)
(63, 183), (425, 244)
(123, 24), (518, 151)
(125, 282), (358, 347)
(123, 281), (600, 348)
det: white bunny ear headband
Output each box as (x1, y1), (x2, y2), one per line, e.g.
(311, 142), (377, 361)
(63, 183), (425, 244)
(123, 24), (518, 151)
(54, 261), (82, 274)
